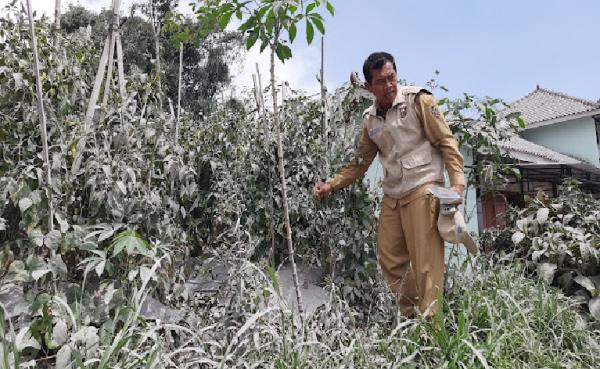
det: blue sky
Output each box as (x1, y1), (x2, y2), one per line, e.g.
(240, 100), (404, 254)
(320, 0), (600, 102)
(9, 0), (600, 103)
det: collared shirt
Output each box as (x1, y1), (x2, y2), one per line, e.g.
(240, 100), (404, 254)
(327, 89), (465, 198)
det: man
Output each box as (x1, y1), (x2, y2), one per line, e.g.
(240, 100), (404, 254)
(313, 52), (465, 317)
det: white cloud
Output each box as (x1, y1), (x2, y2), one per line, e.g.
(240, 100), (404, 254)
(229, 44), (324, 98)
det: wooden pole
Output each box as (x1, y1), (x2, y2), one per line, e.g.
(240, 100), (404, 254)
(27, 0), (54, 234)
(150, 1), (163, 107)
(115, 33), (126, 99)
(54, 0), (61, 29)
(176, 43), (183, 146)
(83, 35), (110, 130)
(72, 0), (121, 174)
(101, 0), (120, 108)
(252, 74), (261, 113)
(99, 34), (116, 119)
(320, 36), (329, 177)
(255, 64), (276, 267)
(270, 39), (303, 315)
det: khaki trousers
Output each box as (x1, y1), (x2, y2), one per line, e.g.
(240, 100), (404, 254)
(377, 189), (445, 317)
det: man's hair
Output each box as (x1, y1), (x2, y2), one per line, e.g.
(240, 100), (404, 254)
(362, 52), (397, 84)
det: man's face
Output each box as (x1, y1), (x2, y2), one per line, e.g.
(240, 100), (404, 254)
(365, 61), (397, 110)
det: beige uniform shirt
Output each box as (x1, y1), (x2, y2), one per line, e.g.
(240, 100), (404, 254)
(327, 89), (465, 203)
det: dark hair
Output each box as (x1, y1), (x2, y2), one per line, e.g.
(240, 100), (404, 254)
(362, 52), (397, 83)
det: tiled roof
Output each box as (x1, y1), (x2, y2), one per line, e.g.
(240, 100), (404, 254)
(504, 86), (600, 127)
(499, 135), (580, 164)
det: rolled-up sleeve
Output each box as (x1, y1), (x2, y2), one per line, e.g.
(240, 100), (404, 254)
(327, 125), (378, 191)
(415, 93), (465, 187)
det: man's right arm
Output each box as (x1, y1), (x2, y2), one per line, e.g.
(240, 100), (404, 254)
(326, 125), (379, 191)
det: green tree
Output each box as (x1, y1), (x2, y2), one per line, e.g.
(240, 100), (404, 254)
(60, 2), (242, 115)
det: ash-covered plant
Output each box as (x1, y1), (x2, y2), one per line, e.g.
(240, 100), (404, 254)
(483, 179), (600, 320)
(194, 83), (379, 307)
(133, 255), (600, 369)
(439, 93), (524, 193)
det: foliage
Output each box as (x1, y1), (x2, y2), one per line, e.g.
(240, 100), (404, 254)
(60, 3), (243, 115)
(440, 94), (524, 193)
(2, 1), (599, 367)
(482, 179), (600, 320)
(0, 4), (377, 365)
(193, 0), (334, 62)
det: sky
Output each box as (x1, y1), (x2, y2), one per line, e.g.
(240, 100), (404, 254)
(4, 0), (600, 104)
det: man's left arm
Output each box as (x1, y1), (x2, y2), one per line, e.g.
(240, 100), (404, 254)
(415, 91), (466, 194)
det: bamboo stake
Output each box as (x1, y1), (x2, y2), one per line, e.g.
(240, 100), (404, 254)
(281, 81), (287, 135)
(255, 63), (266, 116)
(252, 74), (260, 113)
(101, 0), (120, 109)
(175, 42), (183, 146)
(72, 0), (120, 174)
(256, 64), (276, 267)
(83, 35), (110, 130)
(269, 40), (303, 315)
(320, 36), (329, 177)
(54, 0), (61, 29)
(99, 34), (116, 120)
(27, 0), (54, 234)
(71, 34), (109, 174)
(150, 2), (163, 107)
(115, 33), (126, 99)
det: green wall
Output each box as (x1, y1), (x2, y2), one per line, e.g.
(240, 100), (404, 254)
(521, 117), (599, 167)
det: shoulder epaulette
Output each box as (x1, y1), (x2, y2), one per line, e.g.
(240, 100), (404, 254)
(401, 85), (430, 96)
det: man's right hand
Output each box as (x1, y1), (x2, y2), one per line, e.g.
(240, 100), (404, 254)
(313, 181), (333, 200)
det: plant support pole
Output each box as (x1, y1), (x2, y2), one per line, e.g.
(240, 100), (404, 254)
(54, 0), (61, 29)
(115, 33), (126, 99)
(176, 42), (183, 146)
(256, 64), (276, 268)
(27, 0), (54, 234)
(320, 36), (329, 177)
(270, 41), (303, 315)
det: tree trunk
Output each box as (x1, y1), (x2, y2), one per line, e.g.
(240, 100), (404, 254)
(270, 43), (303, 315)
(27, 0), (54, 235)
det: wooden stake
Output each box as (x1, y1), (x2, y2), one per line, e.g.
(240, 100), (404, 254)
(27, 0), (54, 234)
(252, 74), (260, 113)
(72, 0), (121, 174)
(115, 33), (126, 99)
(255, 63), (266, 116)
(150, 1), (163, 107)
(255, 65), (276, 268)
(320, 36), (329, 177)
(54, 0), (61, 29)
(270, 40), (303, 315)
(99, 33), (117, 120)
(176, 42), (183, 146)
(83, 35), (110, 129)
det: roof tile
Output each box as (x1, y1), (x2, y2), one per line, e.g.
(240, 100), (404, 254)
(504, 86), (600, 126)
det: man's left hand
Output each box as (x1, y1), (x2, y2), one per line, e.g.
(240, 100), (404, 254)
(451, 185), (465, 198)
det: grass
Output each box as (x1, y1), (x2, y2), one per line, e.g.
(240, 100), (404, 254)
(151, 257), (599, 368)
(5, 257), (599, 368)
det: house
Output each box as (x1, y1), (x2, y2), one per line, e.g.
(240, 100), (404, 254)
(470, 86), (600, 231)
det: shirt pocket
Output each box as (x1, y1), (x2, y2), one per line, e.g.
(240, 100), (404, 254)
(402, 150), (432, 170)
